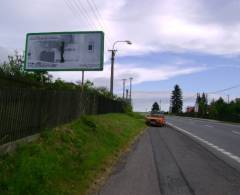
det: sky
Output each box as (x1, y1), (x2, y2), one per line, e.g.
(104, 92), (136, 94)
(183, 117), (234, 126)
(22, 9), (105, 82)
(0, 0), (240, 111)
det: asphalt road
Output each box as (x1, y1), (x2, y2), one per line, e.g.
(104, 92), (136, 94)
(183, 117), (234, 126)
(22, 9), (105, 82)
(166, 116), (240, 170)
(96, 126), (240, 195)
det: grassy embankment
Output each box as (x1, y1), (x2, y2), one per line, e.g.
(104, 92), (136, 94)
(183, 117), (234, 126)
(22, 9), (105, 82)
(0, 113), (146, 195)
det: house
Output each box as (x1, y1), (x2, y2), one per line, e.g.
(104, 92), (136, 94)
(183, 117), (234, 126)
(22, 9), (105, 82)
(186, 106), (195, 113)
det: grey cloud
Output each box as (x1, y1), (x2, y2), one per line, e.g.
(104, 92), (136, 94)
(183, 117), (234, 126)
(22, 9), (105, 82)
(2, 0), (240, 55)
(194, 0), (240, 25)
(92, 77), (110, 88)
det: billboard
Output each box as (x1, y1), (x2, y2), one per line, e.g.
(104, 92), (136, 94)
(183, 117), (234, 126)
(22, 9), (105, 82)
(24, 31), (104, 71)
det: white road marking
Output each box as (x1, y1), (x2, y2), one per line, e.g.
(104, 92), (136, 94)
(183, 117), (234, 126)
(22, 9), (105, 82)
(167, 122), (240, 164)
(205, 125), (213, 128)
(232, 131), (240, 136)
(169, 116), (240, 128)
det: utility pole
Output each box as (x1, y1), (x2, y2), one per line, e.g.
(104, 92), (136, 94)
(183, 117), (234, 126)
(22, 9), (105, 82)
(109, 40), (132, 96)
(109, 49), (117, 95)
(227, 94), (230, 104)
(129, 77), (133, 103)
(82, 71), (85, 91)
(122, 79), (126, 99)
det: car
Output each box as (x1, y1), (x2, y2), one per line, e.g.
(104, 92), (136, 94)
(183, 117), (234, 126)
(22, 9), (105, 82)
(145, 111), (166, 127)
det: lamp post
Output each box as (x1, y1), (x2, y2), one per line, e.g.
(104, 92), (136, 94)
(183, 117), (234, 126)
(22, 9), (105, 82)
(109, 40), (132, 95)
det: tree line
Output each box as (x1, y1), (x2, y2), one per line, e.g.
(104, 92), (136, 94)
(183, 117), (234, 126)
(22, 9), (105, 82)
(0, 52), (133, 112)
(0, 52), (121, 98)
(169, 84), (240, 123)
(191, 93), (240, 122)
(150, 83), (239, 123)
(150, 84), (183, 113)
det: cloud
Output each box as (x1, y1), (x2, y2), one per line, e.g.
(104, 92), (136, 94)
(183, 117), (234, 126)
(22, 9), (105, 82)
(115, 64), (206, 84)
(0, 47), (12, 63)
(1, 0), (240, 56)
(102, 0), (240, 56)
(51, 62), (207, 90)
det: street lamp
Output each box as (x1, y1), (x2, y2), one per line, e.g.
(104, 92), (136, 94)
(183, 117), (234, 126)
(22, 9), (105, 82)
(109, 40), (132, 95)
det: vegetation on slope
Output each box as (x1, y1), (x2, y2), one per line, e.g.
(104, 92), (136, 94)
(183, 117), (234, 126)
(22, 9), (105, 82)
(0, 113), (145, 195)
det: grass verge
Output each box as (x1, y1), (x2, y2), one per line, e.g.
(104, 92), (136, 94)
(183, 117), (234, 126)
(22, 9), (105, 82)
(0, 113), (146, 195)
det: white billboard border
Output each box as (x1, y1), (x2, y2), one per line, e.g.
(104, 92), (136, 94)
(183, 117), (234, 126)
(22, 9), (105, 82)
(24, 31), (104, 71)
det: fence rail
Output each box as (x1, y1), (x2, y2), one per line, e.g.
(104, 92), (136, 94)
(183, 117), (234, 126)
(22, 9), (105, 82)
(0, 88), (125, 145)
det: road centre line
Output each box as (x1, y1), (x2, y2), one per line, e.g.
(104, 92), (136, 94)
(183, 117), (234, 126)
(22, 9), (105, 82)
(205, 125), (214, 128)
(232, 131), (240, 136)
(167, 122), (240, 164)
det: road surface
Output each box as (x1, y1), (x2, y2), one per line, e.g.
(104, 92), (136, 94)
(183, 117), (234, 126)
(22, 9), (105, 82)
(166, 116), (240, 170)
(96, 125), (240, 195)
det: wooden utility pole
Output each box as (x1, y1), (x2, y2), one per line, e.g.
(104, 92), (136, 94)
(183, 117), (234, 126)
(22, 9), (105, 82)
(82, 71), (85, 91)
(122, 79), (126, 99)
(109, 49), (117, 95)
(129, 77), (133, 103)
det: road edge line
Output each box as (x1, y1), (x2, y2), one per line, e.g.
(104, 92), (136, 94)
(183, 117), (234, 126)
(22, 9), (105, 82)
(166, 122), (240, 165)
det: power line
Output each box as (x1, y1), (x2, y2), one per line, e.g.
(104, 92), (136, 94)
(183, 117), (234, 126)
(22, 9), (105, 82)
(183, 84), (240, 103)
(72, 0), (97, 29)
(63, 0), (93, 29)
(87, 0), (112, 38)
(208, 84), (240, 94)
(74, 0), (111, 48)
(186, 84), (240, 99)
(84, 0), (112, 46)
(85, 0), (105, 30)
(64, 0), (111, 48)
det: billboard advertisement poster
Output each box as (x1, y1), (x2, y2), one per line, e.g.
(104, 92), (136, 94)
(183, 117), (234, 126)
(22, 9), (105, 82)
(24, 31), (104, 71)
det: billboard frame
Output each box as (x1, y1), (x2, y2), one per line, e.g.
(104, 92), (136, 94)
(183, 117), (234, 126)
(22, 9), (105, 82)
(24, 31), (104, 71)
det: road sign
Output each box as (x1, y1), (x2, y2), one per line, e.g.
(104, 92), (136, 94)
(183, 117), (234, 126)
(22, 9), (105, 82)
(24, 31), (104, 71)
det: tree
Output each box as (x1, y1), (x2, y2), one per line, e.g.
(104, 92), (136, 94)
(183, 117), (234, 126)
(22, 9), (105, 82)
(170, 84), (183, 114)
(0, 51), (52, 84)
(210, 97), (226, 120)
(95, 87), (113, 98)
(196, 93), (201, 104)
(151, 102), (160, 112)
(197, 93), (208, 117)
(203, 97), (240, 122)
(0, 51), (24, 76)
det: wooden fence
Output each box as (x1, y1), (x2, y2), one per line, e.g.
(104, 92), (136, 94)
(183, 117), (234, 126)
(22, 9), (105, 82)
(0, 88), (125, 145)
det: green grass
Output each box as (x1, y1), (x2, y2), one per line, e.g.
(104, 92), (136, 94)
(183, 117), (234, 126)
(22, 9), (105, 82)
(0, 113), (146, 195)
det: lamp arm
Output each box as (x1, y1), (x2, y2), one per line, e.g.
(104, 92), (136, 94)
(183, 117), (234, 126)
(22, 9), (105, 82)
(112, 41), (128, 50)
